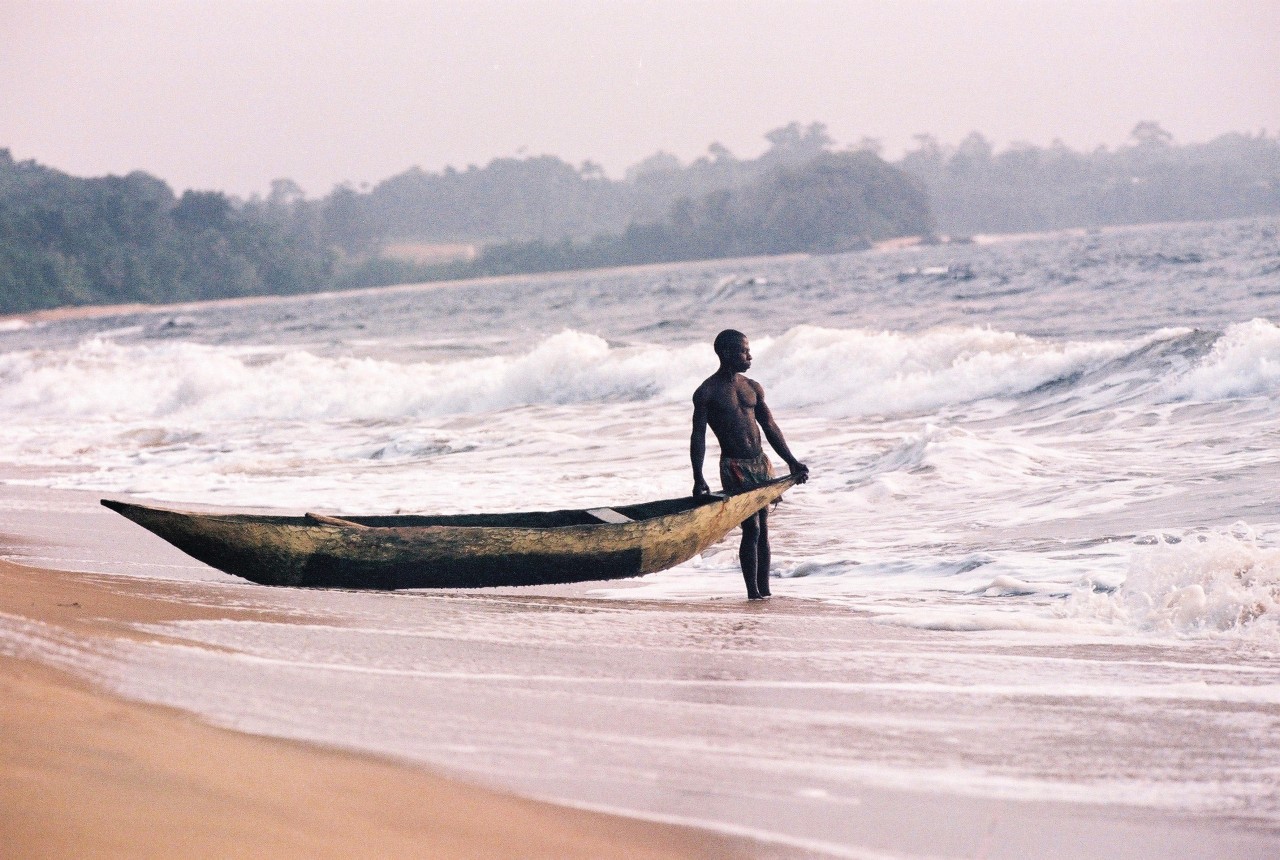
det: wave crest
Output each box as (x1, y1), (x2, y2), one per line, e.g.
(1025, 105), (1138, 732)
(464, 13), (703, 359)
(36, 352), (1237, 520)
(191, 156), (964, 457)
(1171, 318), (1280, 401)
(758, 324), (1127, 416)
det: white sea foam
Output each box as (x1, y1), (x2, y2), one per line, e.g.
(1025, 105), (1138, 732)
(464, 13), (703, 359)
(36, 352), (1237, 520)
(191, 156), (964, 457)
(975, 574), (1059, 597)
(1068, 525), (1280, 637)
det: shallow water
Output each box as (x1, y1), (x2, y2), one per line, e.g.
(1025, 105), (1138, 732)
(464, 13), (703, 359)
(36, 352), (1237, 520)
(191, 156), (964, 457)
(2, 218), (1279, 850)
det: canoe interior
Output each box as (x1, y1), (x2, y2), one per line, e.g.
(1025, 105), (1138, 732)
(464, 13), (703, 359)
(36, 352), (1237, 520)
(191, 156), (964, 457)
(313, 493), (720, 528)
(104, 493), (721, 530)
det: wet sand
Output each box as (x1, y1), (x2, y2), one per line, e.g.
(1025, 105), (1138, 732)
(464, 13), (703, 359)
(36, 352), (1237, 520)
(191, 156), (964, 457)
(0, 558), (772, 859)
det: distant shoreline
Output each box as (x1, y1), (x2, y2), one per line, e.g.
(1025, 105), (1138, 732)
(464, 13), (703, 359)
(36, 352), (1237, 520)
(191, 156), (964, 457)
(0, 250), (807, 326)
(0, 215), (1263, 328)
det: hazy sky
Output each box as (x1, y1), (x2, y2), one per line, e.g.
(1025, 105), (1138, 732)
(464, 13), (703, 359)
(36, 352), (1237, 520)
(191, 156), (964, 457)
(3, 0), (1277, 197)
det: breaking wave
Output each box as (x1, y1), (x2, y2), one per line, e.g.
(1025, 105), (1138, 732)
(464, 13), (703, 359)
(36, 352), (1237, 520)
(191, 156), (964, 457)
(9, 321), (1271, 424)
(1171, 318), (1280, 401)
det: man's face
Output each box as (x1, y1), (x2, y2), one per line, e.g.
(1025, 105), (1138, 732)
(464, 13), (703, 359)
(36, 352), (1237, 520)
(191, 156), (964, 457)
(727, 338), (752, 372)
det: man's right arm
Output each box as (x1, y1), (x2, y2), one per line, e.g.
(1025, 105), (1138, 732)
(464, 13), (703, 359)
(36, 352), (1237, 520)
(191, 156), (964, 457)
(753, 380), (809, 483)
(690, 388), (710, 495)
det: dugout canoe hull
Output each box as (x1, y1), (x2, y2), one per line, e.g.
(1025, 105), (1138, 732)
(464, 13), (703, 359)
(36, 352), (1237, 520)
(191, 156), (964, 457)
(100, 475), (797, 590)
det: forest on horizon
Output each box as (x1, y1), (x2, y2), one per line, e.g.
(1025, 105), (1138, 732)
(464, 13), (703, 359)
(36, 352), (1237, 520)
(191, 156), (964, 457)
(2, 121), (1278, 314)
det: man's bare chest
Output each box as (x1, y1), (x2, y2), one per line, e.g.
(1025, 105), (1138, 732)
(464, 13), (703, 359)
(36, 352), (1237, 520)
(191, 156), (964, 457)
(708, 380), (757, 416)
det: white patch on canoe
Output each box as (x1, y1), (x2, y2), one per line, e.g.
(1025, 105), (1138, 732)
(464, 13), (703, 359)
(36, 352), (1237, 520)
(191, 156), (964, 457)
(585, 507), (634, 524)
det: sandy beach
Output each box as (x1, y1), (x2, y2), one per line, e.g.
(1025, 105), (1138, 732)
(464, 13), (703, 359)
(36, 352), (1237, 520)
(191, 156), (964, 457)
(0, 558), (773, 859)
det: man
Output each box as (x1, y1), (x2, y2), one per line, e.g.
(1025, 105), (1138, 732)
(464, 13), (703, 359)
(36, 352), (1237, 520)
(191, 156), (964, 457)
(691, 329), (809, 599)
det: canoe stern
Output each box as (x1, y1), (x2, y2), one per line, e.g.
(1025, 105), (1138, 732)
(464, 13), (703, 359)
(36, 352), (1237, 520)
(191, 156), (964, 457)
(101, 499), (326, 586)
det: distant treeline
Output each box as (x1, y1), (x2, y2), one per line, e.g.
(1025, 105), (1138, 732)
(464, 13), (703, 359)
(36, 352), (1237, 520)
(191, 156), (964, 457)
(361, 149), (930, 283)
(315, 120), (1280, 254)
(0, 126), (930, 312)
(902, 122), (1280, 234)
(2, 120), (1278, 313)
(0, 151), (333, 312)
(323, 122), (844, 251)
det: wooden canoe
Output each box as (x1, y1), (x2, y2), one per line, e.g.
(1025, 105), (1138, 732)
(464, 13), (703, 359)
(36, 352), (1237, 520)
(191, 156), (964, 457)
(100, 474), (798, 590)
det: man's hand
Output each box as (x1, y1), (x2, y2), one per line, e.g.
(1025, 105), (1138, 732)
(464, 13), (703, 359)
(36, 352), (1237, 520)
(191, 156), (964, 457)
(693, 477), (710, 496)
(788, 461), (810, 484)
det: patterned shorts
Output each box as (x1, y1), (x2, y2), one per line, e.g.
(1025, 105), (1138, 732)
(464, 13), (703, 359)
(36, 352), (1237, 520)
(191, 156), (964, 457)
(719, 453), (775, 494)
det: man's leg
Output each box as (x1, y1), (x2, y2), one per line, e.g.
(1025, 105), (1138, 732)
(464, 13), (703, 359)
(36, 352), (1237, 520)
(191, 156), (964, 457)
(739, 513), (762, 599)
(756, 507), (771, 597)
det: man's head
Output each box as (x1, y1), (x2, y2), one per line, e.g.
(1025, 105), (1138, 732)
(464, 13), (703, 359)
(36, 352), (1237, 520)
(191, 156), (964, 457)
(713, 329), (751, 372)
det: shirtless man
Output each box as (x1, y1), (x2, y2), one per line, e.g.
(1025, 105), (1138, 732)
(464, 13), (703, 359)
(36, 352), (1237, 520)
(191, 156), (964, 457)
(691, 329), (809, 599)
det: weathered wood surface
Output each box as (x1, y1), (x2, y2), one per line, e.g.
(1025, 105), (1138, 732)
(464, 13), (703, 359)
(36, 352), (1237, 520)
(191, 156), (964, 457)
(100, 475), (798, 590)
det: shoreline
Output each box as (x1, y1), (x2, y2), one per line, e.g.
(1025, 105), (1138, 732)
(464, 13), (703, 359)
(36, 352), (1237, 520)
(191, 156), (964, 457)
(0, 557), (771, 859)
(5, 215), (1246, 328)
(0, 250), (808, 328)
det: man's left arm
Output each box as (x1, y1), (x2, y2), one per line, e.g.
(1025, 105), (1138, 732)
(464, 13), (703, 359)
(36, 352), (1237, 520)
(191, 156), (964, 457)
(752, 381), (809, 482)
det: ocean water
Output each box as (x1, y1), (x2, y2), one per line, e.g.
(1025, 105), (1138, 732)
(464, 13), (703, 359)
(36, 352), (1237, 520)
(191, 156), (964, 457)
(2, 218), (1279, 853)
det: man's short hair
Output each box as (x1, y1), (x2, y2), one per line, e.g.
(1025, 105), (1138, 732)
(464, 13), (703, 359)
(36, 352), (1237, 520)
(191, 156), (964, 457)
(713, 329), (746, 357)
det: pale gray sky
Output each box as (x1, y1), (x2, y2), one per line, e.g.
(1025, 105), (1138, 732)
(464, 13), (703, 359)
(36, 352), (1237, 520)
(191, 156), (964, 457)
(3, 0), (1277, 197)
